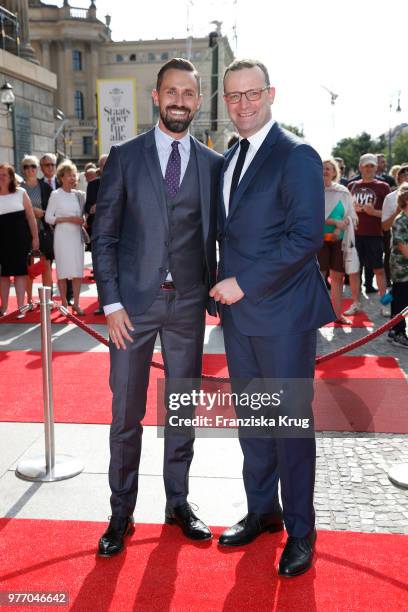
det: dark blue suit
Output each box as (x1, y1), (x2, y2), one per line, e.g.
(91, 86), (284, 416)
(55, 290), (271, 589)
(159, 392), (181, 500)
(218, 123), (335, 537)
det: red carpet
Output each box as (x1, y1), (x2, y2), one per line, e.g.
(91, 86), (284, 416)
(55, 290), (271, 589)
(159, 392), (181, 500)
(1, 296), (220, 326)
(0, 519), (406, 612)
(324, 299), (373, 328)
(1, 352), (406, 432)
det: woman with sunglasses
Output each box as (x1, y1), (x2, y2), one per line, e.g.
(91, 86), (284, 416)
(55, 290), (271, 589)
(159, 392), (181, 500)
(0, 164), (39, 318)
(21, 155), (53, 308)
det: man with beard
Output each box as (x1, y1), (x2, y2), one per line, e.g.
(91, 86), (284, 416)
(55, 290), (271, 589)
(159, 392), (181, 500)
(92, 58), (223, 556)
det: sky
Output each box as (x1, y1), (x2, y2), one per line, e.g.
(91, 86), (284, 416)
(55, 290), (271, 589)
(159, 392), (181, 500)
(51, 0), (407, 156)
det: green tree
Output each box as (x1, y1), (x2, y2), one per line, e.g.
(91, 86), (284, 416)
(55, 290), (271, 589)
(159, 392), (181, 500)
(391, 131), (408, 165)
(332, 132), (383, 174)
(281, 123), (304, 137)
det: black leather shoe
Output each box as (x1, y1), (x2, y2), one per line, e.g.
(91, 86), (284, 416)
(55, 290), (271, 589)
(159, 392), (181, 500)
(278, 529), (317, 577)
(165, 502), (212, 541)
(98, 515), (135, 557)
(93, 307), (104, 315)
(365, 286), (378, 294)
(218, 511), (284, 547)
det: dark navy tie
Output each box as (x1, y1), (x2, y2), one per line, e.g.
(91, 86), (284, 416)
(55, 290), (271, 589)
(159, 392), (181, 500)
(165, 140), (181, 198)
(229, 138), (250, 208)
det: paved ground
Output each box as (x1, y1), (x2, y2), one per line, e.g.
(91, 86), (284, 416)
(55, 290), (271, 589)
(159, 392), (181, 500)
(0, 259), (407, 536)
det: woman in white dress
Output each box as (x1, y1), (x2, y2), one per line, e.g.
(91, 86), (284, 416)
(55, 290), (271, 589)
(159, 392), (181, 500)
(45, 161), (85, 314)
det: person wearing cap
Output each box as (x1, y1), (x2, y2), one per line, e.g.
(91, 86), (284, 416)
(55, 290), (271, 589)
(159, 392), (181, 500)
(346, 153), (391, 316)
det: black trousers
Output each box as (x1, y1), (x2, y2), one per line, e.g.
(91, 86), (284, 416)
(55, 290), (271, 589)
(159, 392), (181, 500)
(108, 284), (207, 517)
(391, 280), (408, 335)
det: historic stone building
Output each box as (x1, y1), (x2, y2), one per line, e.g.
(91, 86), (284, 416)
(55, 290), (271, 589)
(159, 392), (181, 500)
(0, 1), (57, 166)
(27, 0), (234, 165)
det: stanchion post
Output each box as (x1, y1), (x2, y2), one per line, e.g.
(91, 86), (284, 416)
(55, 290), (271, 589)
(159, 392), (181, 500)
(16, 286), (84, 482)
(40, 286), (55, 474)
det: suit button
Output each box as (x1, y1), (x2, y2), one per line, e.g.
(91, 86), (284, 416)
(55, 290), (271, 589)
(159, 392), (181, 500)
(165, 241), (169, 247)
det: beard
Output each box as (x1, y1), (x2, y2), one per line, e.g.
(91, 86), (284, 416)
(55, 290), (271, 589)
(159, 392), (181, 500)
(160, 105), (195, 133)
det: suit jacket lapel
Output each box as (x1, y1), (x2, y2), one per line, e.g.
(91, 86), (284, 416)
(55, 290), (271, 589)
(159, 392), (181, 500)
(143, 129), (169, 232)
(226, 123), (279, 225)
(191, 137), (210, 242)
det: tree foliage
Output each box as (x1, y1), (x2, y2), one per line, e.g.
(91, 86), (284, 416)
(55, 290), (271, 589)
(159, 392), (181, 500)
(332, 132), (384, 173)
(281, 123), (304, 137)
(391, 131), (408, 165)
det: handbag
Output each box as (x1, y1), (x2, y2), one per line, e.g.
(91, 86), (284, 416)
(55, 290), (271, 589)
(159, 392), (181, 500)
(27, 250), (46, 280)
(344, 244), (360, 274)
(81, 226), (91, 245)
(342, 215), (360, 274)
(74, 190), (90, 245)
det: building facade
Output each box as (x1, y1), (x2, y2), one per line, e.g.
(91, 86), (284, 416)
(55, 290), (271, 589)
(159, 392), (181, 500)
(1, 1), (57, 167)
(28, 0), (234, 165)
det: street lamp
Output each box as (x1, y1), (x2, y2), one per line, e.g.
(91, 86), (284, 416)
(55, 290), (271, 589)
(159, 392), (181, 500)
(388, 92), (402, 166)
(0, 82), (15, 115)
(1, 82), (17, 166)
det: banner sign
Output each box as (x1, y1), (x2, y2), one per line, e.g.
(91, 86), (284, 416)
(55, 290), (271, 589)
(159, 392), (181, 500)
(97, 79), (137, 154)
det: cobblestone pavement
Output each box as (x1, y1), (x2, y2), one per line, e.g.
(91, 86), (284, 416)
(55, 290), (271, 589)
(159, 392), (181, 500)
(316, 434), (408, 534)
(315, 287), (408, 535)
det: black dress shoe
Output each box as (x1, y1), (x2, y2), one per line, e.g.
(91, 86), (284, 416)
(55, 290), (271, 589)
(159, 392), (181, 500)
(93, 307), (104, 315)
(98, 515), (135, 557)
(165, 502), (212, 541)
(365, 286), (378, 294)
(278, 529), (317, 577)
(218, 511), (284, 547)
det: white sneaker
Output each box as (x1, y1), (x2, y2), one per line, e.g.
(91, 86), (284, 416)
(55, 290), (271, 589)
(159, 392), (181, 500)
(380, 306), (390, 317)
(344, 302), (361, 316)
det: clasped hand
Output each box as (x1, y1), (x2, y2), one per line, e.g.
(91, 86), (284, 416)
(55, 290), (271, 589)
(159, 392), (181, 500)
(209, 277), (244, 305)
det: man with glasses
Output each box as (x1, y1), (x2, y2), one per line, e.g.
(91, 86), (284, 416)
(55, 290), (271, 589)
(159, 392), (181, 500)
(39, 154), (58, 190)
(210, 59), (334, 577)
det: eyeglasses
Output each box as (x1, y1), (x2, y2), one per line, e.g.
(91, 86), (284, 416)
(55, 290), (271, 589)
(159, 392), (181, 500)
(224, 86), (270, 104)
(23, 165), (38, 170)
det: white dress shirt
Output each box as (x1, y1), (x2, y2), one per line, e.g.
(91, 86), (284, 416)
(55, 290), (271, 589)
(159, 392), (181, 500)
(104, 125), (191, 316)
(223, 117), (275, 216)
(382, 190), (398, 222)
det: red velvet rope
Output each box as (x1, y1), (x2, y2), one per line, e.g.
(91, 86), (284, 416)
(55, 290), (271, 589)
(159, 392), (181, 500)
(57, 306), (408, 381)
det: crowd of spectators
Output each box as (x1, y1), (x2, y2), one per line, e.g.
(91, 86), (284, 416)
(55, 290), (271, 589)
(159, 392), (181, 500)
(0, 153), (106, 319)
(1, 147), (407, 348)
(320, 153), (408, 348)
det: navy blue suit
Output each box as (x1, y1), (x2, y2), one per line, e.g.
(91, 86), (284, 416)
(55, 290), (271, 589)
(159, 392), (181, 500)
(218, 123), (335, 537)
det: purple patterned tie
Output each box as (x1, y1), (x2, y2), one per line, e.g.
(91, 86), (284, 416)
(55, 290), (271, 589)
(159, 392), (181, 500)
(164, 140), (181, 198)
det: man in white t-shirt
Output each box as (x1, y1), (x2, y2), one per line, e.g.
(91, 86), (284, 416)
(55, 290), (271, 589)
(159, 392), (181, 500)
(382, 165), (408, 231)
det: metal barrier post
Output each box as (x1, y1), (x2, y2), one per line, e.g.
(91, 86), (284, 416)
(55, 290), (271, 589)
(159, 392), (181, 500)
(16, 286), (84, 482)
(388, 465), (408, 488)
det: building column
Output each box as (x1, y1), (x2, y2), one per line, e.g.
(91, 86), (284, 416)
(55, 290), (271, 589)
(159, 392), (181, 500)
(88, 42), (99, 118)
(15, 0), (38, 63)
(41, 41), (51, 70)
